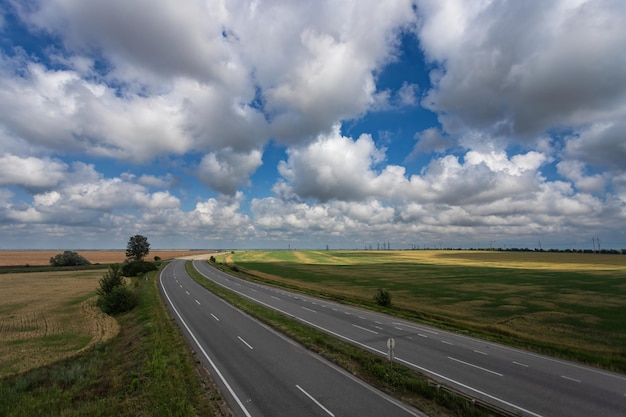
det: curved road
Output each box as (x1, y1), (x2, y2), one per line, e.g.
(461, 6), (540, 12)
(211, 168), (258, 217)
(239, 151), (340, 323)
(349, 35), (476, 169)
(190, 259), (626, 417)
(160, 260), (423, 417)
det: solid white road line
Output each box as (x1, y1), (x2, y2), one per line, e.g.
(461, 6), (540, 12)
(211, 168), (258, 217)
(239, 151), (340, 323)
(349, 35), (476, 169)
(193, 261), (544, 417)
(159, 267), (253, 417)
(448, 357), (503, 377)
(238, 336), (254, 350)
(296, 385), (335, 417)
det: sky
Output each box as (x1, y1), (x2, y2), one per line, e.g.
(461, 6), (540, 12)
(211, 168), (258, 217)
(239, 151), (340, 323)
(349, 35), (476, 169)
(1, 0), (625, 250)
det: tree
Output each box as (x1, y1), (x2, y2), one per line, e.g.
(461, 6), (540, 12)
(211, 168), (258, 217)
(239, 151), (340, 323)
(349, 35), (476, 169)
(374, 288), (392, 307)
(126, 235), (150, 261)
(50, 250), (91, 267)
(97, 264), (137, 315)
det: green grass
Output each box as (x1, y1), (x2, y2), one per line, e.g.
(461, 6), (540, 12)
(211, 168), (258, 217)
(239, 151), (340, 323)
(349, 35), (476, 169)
(226, 250), (626, 372)
(188, 261), (505, 417)
(0, 266), (230, 417)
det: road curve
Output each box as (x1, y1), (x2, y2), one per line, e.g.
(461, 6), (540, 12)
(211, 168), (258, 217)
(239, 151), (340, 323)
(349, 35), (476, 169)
(192, 259), (626, 417)
(159, 260), (424, 417)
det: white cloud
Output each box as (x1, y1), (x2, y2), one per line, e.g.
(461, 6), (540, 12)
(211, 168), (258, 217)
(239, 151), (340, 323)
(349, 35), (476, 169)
(417, 0), (626, 142)
(197, 148), (263, 195)
(0, 154), (68, 190)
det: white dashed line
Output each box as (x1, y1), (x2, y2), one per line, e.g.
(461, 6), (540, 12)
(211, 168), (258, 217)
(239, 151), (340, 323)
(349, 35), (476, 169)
(237, 336), (253, 350)
(561, 375), (581, 383)
(352, 324), (378, 335)
(449, 357), (503, 377)
(210, 313), (219, 321)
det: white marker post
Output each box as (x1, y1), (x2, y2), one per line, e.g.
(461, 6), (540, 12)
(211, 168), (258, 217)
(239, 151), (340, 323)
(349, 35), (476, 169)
(387, 337), (395, 361)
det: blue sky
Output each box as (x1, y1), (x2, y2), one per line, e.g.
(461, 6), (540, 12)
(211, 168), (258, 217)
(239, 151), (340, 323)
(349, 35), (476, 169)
(1, 0), (625, 250)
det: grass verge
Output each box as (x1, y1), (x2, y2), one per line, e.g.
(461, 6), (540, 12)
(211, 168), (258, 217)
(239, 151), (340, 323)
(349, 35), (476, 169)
(0, 266), (232, 417)
(186, 261), (506, 417)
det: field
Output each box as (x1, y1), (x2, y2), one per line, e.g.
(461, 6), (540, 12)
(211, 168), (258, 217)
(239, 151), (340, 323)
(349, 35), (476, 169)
(227, 250), (626, 369)
(0, 270), (119, 376)
(0, 250), (209, 267)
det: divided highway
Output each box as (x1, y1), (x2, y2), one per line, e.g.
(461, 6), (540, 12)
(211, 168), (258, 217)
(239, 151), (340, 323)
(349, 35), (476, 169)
(159, 260), (423, 417)
(190, 259), (626, 417)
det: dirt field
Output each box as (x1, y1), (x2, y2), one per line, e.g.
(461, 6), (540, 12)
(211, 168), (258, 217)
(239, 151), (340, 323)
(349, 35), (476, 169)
(0, 250), (212, 267)
(0, 270), (120, 376)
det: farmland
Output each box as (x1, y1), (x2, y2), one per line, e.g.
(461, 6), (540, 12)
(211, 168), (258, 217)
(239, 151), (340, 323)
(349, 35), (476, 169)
(226, 250), (626, 370)
(0, 250), (209, 267)
(0, 270), (119, 376)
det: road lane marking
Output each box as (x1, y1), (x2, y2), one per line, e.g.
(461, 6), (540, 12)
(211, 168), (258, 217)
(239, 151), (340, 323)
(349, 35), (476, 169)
(192, 261), (544, 417)
(179, 284), (183, 288)
(249, 288), (257, 292)
(441, 340), (453, 345)
(374, 326), (384, 330)
(393, 322), (438, 335)
(302, 307), (317, 313)
(186, 291), (190, 295)
(271, 295), (281, 301)
(474, 350), (488, 356)
(448, 357), (503, 377)
(513, 361), (528, 368)
(296, 385), (335, 417)
(359, 316), (366, 319)
(195, 300), (201, 305)
(395, 327), (404, 331)
(352, 324), (378, 335)
(561, 375), (581, 383)
(238, 336), (253, 350)
(418, 334), (428, 338)
(210, 313), (219, 321)
(159, 266), (253, 417)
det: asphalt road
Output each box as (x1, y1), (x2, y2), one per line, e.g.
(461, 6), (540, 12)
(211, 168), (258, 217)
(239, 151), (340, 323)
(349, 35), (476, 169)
(159, 260), (424, 417)
(191, 259), (626, 417)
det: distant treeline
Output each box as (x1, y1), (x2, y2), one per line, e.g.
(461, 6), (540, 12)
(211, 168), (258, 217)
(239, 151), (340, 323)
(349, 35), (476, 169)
(407, 247), (626, 254)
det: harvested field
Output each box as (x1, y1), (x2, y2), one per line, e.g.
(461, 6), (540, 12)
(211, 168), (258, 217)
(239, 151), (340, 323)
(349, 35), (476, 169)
(0, 270), (119, 376)
(0, 250), (212, 267)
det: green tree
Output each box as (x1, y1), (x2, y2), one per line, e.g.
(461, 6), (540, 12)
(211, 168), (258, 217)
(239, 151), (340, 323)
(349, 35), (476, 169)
(374, 288), (392, 307)
(126, 234), (150, 261)
(49, 250), (91, 267)
(97, 264), (137, 315)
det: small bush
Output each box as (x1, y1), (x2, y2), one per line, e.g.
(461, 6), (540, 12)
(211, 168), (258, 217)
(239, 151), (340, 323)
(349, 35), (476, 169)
(153, 255), (161, 261)
(122, 260), (157, 277)
(97, 285), (138, 315)
(209, 256), (216, 263)
(374, 288), (392, 307)
(49, 251), (91, 267)
(97, 264), (138, 315)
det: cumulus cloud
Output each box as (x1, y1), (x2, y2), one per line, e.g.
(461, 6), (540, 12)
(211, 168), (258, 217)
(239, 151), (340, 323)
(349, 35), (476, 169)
(408, 127), (453, 157)
(0, 154), (68, 190)
(197, 148), (263, 195)
(417, 0), (626, 142)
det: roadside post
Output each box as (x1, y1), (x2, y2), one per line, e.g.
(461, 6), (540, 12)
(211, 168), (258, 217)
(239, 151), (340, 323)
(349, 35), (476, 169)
(387, 337), (395, 377)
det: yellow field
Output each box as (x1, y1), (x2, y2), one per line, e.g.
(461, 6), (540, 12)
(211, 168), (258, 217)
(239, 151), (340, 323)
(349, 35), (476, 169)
(0, 270), (119, 376)
(0, 250), (207, 267)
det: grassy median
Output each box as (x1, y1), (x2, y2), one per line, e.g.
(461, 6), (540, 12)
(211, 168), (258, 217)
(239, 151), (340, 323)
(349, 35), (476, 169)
(186, 261), (506, 417)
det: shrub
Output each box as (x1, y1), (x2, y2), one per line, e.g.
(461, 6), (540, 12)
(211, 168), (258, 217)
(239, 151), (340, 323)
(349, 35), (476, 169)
(122, 260), (157, 277)
(97, 264), (138, 315)
(97, 285), (138, 315)
(209, 256), (216, 263)
(374, 288), (392, 307)
(49, 251), (91, 267)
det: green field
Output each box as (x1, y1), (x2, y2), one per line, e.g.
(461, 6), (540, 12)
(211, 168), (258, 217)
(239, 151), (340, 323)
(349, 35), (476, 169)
(227, 250), (626, 370)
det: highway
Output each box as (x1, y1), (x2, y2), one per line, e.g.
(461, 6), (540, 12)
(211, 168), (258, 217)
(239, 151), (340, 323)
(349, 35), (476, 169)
(190, 259), (626, 417)
(159, 260), (424, 417)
